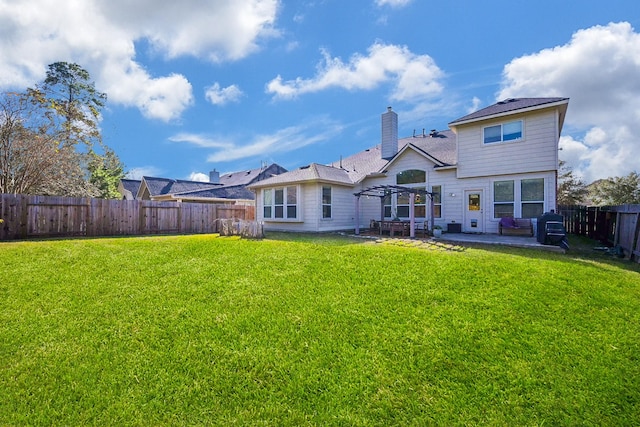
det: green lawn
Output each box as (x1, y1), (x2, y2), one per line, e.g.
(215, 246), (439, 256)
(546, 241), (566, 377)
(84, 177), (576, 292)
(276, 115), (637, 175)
(1, 233), (638, 426)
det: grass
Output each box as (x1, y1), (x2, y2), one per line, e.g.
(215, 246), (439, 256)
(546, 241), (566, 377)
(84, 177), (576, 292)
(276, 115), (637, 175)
(1, 233), (638, 426)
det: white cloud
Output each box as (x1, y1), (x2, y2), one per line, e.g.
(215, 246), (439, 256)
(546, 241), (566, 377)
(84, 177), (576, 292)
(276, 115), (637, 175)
(498, 21), (640, 182)
(266, 43), (444, 102)
(170, 118), (344, 163)
(0, 0), (279, 121)
(188, 172), (211, 182)
(205, 83), (244, 106)
(168, 133), (235, 149)
(375, 0), (413, 7)
(126, 166), (163, 179)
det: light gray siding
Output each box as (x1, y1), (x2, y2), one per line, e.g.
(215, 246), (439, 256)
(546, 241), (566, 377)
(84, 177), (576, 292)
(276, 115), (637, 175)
(456, 110), (559, 179)
(258, 183), (358, 232)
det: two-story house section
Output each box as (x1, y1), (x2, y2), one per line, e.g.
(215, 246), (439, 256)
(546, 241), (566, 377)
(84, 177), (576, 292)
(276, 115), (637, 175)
(248, 98), (569, 235)
(448, 98), (569, 233)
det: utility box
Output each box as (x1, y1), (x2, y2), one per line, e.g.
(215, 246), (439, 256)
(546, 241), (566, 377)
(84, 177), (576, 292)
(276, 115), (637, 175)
(447, 223), (461, 233)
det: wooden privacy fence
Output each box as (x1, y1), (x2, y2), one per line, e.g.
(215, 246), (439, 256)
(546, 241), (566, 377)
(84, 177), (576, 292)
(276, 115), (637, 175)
(558, 204), (640, 262)
(0, 194), (255, 240)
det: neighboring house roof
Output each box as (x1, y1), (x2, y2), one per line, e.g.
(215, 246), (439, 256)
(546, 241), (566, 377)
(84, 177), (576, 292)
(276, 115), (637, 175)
(218, 163), (288, 187)
(141, 177), (220, 198)
(119, 179), (141, 199)
(123, 163), (287, 201)
(249, 130), (457, 189)
(170, 185), (255, 200)
(449, 97), (569, 126)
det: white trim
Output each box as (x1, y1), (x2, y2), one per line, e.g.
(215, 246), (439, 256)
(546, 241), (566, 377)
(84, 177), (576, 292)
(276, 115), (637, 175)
(449, 99), (569, 127)
(482, 119), (524, 145)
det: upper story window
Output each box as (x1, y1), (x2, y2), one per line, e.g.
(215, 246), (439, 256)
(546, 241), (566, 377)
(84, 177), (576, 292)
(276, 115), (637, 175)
(483, 120), (523, 144)
(397, 169), (426, 185)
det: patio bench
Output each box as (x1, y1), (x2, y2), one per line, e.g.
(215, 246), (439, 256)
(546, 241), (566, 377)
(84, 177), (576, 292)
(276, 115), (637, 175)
(498, 217), (533, 237)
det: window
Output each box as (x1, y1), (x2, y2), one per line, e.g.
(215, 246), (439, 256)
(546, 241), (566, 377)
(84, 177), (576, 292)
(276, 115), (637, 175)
(383, 189), (392, 218)
(431, 185), (442, 218)
(396, 187), (426, 218)
(494, 180), (514, 218)
(263, 189), (272, 218)
(286, 186), (297, 218)
(484, 120), (523, 144)
(521, 178), (544, 218)
(397, 169), (426, 185)
(322, 186), (332, 219)
(493, 178), (545, 218)
(263, 187), (298, 220)
(274, 189), (284, 218)
(392, 170), (427, 219)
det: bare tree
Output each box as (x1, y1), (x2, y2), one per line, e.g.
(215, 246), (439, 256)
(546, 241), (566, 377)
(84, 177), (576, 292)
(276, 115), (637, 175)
(557, 160), (588, 205)
(1, 63), (125, 198)
(0, 92), (65, 194)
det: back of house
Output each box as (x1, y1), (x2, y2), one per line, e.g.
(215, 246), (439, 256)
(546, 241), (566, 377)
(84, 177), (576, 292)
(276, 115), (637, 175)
(250, 98), (569, 234)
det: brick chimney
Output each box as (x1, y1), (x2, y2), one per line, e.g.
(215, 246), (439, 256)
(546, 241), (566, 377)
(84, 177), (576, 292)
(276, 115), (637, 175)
(209, 169), (220, 184)
(381, 106), (398, 159)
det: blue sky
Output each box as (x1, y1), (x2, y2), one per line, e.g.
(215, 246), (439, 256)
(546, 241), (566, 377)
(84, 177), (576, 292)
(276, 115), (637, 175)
(1, 0), (638, 183)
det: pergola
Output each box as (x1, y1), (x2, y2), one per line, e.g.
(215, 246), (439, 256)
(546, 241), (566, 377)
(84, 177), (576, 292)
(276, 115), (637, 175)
(353, 185), (435, 238)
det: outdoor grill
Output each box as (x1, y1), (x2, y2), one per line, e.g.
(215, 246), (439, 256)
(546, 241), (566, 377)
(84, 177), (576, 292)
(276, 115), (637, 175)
(537, 211), (569, 249)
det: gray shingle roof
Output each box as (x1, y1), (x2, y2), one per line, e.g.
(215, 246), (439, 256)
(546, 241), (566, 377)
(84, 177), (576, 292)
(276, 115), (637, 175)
(135, 163), (287, 200)
(250, 129), (457, 188)
(449, 97), (569, 125)
(218, 163), (287, 186)
(142, 177), (220, 197)
(172, 185), (255, 200)
(400, 129), (457, 166)
(120, 179), (141, 196)
(249, 163), (354, 187)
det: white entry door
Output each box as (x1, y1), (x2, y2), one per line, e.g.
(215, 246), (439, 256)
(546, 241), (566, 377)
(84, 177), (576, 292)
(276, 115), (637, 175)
(464, 190), (484, 233)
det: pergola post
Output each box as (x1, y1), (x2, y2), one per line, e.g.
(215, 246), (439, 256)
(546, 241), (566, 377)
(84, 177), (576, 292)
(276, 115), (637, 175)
(354, 195), (360, 235)
(430, 194), (435, 233)
(409, 192), (415, 238)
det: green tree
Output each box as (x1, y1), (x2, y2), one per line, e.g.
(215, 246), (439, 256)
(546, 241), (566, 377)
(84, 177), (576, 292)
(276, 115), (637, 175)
(557, 160), (588, 205)
(589, 171), (640, 205)
(87, 147), (125, 199)
(32, 62), (107, 149)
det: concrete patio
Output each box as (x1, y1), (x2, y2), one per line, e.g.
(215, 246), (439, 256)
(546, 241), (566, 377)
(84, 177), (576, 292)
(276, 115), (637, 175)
(435, 232), (566, 252)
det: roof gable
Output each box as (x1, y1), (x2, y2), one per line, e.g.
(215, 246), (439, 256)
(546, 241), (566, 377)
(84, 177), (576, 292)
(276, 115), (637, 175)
(249, 129), (458, 188)
(248, 163), (353, 188)
(120, 179), (141, 195)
